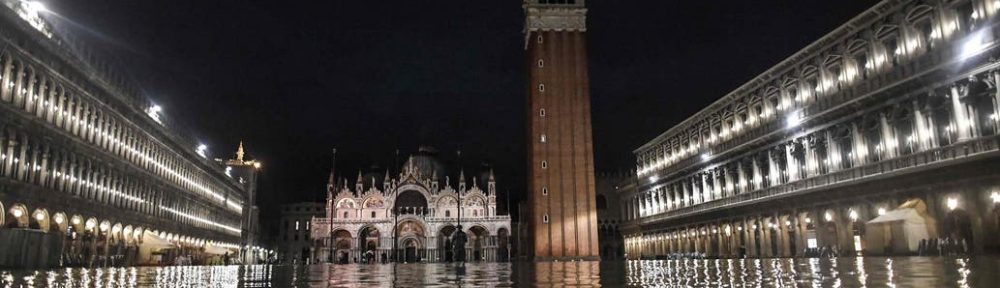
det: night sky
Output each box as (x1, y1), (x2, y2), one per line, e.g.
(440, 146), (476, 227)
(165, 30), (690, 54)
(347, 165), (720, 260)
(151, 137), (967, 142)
(45, 0), (878, 219)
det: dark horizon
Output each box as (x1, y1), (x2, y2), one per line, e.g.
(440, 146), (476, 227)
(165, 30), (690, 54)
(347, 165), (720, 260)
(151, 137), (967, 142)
(46, 0), (878, 217)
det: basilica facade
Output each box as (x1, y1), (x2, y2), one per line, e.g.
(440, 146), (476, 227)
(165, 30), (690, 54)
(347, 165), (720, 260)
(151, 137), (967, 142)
(310, 150), (511, 263)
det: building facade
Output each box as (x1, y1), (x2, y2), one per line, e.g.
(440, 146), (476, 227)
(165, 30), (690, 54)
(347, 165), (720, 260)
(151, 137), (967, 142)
(311, 150), (512, 263)
(524, 0), (600, 260)
(276, 202), (323, 264)
(0, 0), (261, 268)
(623, 0), (1000, 259)
(595, 171), (627, 260)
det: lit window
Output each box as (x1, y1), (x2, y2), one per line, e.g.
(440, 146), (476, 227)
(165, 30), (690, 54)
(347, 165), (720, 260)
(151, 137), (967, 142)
(540, 134), (547, 143)
(540, 108), (546, 117)
(541, 160), (548, 169)
(543, 214), (549, 223)
(295, 221), (300, 231)
(538, 84), (545, 92)
(306, 221), (310, 230)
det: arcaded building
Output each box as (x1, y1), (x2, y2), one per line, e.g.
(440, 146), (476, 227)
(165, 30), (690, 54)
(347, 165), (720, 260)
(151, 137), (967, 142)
(310, 149), (511, 263)
(0, 0), (261, 267)
(624, 0), (1000, 258)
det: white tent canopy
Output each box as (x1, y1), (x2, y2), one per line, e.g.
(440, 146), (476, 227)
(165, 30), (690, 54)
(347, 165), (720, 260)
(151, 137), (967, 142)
(141, 231), (176, 249)
(864, 200), (938, 254)
(204, 244), (232, 255)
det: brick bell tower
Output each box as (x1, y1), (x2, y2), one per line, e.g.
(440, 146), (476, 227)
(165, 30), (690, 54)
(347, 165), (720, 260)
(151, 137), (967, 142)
(524, 0), (599, 260)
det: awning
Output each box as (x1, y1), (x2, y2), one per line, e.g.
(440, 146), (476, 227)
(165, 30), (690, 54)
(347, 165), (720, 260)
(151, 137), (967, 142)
(866, 208), (925, 225)
(203, 244), (231, 255)
(141, 231), (176, 249)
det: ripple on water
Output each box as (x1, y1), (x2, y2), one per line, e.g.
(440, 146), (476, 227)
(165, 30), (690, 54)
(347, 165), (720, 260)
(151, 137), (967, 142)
(0, 257), (997, 287)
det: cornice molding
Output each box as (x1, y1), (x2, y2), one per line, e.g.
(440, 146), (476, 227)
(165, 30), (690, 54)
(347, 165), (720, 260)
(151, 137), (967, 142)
(524, 6), (587, 32)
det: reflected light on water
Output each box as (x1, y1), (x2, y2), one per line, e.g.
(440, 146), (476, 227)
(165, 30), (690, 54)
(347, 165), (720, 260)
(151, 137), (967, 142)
(0, 257), (997, 287)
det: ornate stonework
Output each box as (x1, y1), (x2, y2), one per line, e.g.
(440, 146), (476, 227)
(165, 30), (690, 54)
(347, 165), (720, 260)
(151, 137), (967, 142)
(310, 152), (512, 263)
(524, 6), (587, 32)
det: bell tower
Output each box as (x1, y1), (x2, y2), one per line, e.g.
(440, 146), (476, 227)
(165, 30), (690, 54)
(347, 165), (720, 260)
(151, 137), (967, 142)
(524, 0), (599, 260)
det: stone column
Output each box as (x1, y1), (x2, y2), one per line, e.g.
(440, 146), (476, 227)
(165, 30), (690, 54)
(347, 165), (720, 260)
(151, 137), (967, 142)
(950, 86), (972, 140)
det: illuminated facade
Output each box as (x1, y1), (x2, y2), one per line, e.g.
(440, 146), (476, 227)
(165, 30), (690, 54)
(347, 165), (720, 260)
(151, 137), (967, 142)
(623, 0), (1000, 258)
(524, 0), (600, 260)
(311, 149), (512, 263)
(0, 0), (262, 268)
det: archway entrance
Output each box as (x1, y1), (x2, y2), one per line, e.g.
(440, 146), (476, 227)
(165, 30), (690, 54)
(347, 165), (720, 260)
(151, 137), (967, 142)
(358, 226), (380, 263)
(333, 229), (351, 264)
(439, 225), (456, 262)
(469, 226), (488, 261)
(497, 228), (510, 261)
(944, 209), (974, 254)
(395, 220), (425, 263)
(403, 239), (419, 263)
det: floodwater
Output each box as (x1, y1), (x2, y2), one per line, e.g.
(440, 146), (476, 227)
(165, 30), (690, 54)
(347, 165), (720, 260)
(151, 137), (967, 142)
(1, 257), (998, 287)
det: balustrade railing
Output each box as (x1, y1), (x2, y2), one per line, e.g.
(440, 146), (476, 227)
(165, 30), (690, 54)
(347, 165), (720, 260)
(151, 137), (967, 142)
(642, 22), (1000, 180)
(640, 135), (1000, 224)
(312, 215), (511, 225)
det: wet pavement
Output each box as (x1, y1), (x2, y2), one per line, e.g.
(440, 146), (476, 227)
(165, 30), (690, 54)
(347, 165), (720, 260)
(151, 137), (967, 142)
(1, 256), (998, 287)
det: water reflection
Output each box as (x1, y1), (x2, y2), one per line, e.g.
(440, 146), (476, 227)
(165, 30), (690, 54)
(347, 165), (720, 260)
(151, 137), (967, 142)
(0, 257), (998, 287)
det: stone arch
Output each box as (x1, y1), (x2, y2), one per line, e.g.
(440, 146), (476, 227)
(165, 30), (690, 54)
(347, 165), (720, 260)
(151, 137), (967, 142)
(362, 195), (386, 209)
(51, 212), (68, 234)
(70, 215), (85, 234)
(332, 228), (353, 264)
(111, 223), (124, 242)
(98, 220), (111, 235)
(122, 225), (134, 244)
(438, 224), (458, 261)
(821, 208), (841, 252)
(6, 203), (28, 228)
(85, 218), (98, 234)
(30, 208), (50, 231)
(357, 225), (379, 253)
(395, 189), (429, 215)
(497, 227), (510, 261)
(133, 227), (144, 244)
(336, 197), (357, 209)
(944, 208), (974, 253)
(778, 214), (796, 257)
(798, 211), (818, 252)
(395, 183), (432, 202)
